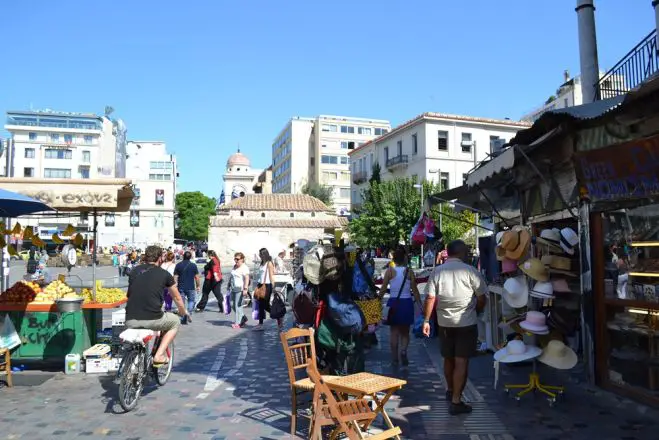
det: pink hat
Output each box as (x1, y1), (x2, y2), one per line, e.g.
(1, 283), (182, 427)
(520, 311), (549, 334)
(552, 279), (571, 293)
(502, 258), (517, 274)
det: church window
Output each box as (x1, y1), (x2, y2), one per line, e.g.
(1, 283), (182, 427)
(240, 210), (244, 217)
(261, 212), (266, 218)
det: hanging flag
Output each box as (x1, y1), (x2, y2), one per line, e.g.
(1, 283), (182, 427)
(231, 188), (240, 199)
(219, 190), (226, 205)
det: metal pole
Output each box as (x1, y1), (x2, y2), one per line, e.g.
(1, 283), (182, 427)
(2, 138), (14, 293)
(420, 183), (424, 268)
(576, 0), (600, 103)
(92, 209), (98, 301)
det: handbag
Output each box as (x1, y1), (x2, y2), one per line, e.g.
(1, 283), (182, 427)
(253, 262), (271, 300)
(270, 291), (286, 320)
(382, 267), (408, 326)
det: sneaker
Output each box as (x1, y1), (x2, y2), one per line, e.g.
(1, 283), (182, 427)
(401, 352), (409, 366)
(194, 308), (203, 313)
(445, 390), (453, 402)
(449, 402), (472, 415)
(231, 324), (242, 329)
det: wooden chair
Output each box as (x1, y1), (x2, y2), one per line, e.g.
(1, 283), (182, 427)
(307, 363), (402, 440)
(280, 327), (334, 436)
(0, 348), (12, 387)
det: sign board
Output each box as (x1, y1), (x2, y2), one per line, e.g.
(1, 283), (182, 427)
(574, 134), (659, 203)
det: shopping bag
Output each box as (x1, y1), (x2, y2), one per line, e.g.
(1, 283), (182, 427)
(0, 315), (21, 350)
(252, 298), (260, 320)
(224, 294), (232, 315)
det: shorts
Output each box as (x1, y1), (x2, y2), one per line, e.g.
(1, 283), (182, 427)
(437, 325), (478, 359)
(126, 312), (181, 332)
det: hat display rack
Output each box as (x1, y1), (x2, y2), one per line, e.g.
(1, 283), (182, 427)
(493, 220), (581, 407)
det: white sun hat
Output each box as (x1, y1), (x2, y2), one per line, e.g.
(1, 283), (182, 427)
(538, 340), (578, 370)
(559, 227), (579, 255)
(493, 339), (542, 363)
(530, 281), (555, 299)
(502, 276), (529, 308)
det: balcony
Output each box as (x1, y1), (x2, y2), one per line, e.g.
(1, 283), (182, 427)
(386, 154), (408, 170)
(353, 170), (368, 184)
(597, 29), (659, 100)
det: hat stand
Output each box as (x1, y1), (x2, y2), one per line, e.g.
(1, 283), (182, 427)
(503, 287), (565, 406)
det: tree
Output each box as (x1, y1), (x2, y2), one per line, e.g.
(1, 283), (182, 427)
(175, 191), (216, 241)
(369, 162), (381, 185)
(432, 203), (476, 245)
(301, 182), (333, 206)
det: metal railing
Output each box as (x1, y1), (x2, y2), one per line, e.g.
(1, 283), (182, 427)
(386, 154), (408, 168)
(352, 170), (368, 184)
(597, 29), (659, 100)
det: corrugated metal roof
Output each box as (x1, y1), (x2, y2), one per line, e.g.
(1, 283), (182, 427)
(541, 95), (625, 120)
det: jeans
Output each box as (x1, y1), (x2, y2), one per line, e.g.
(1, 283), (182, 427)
(232, 288), (245, 325)
(181, 289), (197, 317)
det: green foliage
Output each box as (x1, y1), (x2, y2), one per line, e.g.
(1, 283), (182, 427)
(369, 162), (381, 184)
(349, 177), (476, 248)
(301, 182), (333, 206)
(175, 191), (216, 241)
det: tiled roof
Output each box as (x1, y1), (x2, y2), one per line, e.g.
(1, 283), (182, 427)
(217, 194), (330, 212)
(209, 217), (346, 229)
(348, 112), (531, 156)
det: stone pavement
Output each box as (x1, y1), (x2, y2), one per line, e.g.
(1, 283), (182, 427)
(1, 300), (658, 439)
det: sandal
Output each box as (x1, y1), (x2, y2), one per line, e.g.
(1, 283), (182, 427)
(152, 357), (170, 368)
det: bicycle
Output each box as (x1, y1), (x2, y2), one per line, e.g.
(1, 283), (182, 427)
(116, 328), (174, 412)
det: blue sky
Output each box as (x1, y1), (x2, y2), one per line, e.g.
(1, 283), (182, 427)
(0, 1), (654, 197)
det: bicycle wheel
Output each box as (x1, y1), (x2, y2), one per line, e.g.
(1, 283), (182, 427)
(118, 349), (145, 412)
(154, 340), (174, 386)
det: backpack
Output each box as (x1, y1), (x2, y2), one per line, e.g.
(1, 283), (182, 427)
(270, 290), (287, 320)
(326, 291), (365, 336)
(292, 284), (318, 325)
(26, 258), (38, 274)
(303, 243), (341, 285)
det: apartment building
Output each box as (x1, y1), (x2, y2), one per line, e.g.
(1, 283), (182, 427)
(348, 112), (530, 211)
(3, 109), (127, 244)
(272, 115), (390, 215)
(97, 141), (177, 247)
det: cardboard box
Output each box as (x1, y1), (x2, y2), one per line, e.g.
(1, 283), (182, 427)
(108, 357), (122, 371)
(85, 358), (109, 374)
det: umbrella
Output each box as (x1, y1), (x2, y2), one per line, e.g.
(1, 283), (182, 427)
(0, 188), (54, 217)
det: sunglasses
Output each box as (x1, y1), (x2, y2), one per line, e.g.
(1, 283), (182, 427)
(234, 257), (242, 261)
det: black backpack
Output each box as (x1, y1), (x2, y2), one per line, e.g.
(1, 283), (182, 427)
(270, 291), (287, 320)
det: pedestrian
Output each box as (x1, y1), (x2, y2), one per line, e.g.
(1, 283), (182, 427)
(253, 248), (275, 331)
(160, 251), (177, 311)
(422, 240), (487, 415)
(195, 250), (224, 313)
(174, 251), (200, 324)
(229, 252), (250, 329)
(379, 247), (422, 366)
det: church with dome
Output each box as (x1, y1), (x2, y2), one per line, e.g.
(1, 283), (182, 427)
(220, 149), (265, 205)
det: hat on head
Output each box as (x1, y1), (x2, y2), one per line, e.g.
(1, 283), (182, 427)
(520, 311), (549, 334)
(493, 339), (542, 363)
(560, 228), (579, 255)
(502, 276), (529, 308)
(538, 339), (578, 370)
(519, 258), (549, 282)
(500, 227), (531, 261)
(535, 228), (562, 250)
(530, 281), (554, 299)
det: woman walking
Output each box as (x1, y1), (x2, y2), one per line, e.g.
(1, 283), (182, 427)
(229, 252), (250, 329)
(196, 250), (224, 313)
(160, 251), (177, 311)
(379, 247), (422, 366)
(253, 248), (276, 331)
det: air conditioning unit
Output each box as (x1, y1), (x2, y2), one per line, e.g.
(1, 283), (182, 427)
(490, 139), (506, 155)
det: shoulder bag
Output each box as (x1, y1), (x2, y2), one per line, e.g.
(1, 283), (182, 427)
(253, 262), (271, 300)
(381, 267), (408, 326)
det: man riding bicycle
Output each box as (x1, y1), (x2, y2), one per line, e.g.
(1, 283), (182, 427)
(125, 245), (191, 366)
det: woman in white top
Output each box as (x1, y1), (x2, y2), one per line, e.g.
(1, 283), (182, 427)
(160, 251), (177, 311)
(254, 248), (276, 331)
(230, 252), (250, 329)
(379, 247), (422, 366)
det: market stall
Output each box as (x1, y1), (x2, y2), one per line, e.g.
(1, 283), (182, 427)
(0, 178), (134, 363)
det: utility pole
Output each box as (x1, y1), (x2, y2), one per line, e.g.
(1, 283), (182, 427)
(576, 0), (600, 103)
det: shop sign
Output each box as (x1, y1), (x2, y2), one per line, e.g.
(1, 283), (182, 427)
(574, 135), (659, 202)
(20, 190), (117, 208)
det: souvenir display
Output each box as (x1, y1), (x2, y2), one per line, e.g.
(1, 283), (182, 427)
(502, 276), (529, 308)
(493, 340), (542, 363)
(519, 258), (549, 282)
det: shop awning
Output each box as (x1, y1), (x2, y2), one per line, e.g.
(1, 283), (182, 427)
(0, 178), (135, 212)
(466, 146), (516, 188)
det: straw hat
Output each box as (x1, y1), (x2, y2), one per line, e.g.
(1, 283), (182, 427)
(502, 276), (529, 308)
(500, 226), (531, 261)
(538, 340), (578, 370)
(493, 339), (542, 363)
(519, 258), (549, 282)
(541, 255), (571, 271)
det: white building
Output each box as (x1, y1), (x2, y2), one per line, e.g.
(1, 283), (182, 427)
(3, 109), (127, 247)
(348, 112), (530, 211)
(271, 115), (390, 216)
(221, 150), (262, 202)
(97, 141), (177, 248)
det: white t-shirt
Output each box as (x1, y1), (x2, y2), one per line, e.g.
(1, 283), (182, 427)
(231, 264), (250, 289)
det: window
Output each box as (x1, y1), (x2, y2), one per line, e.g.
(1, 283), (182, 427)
(311, 212), (316, 217)
(321, 155), (338, 165)
(261, 213), (266, 218)
(149, 173), (172, 180)
(321, 124), (337, 132)
(150, 161), (173, 169)
(397, 140), (402, 156)
(44, 149), (72, 159)
(44, 168), (71, 178)
(340, 141), (349, 149)
(440, 172), (449, 191)
(384, 147), (389, 162)
(358, 127), (372, 135)
(240, 210), (244, 217)
(80, 166), (90, 179)
(341, 172), (350, 181)
(461, 132), (473, 152)
(24, 148), (35, 158)
(155, 189), (165, 205)
(64, 134), (73, 144)
(340, 125), (355, 134)
(339, 188), (351, 198)
(369, 153), (373, 171)
(438, 131), (448, 150)
(28, 132), (37, 141)
(322, 144), (327, 148)
(82, 150), (91, 163)
(463, 173), (468, 184)
(412, 134), (418, 155)
(23, 168), (34, 177)
(290, 213), (294, 218)
(50, 133), (60, 142)
(322, 171), (338, 183)
(105, 214), (115, 227)
(340, 156), (349, 165)
(374, 128), (389, 136)
(84, 135), (93, 144)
